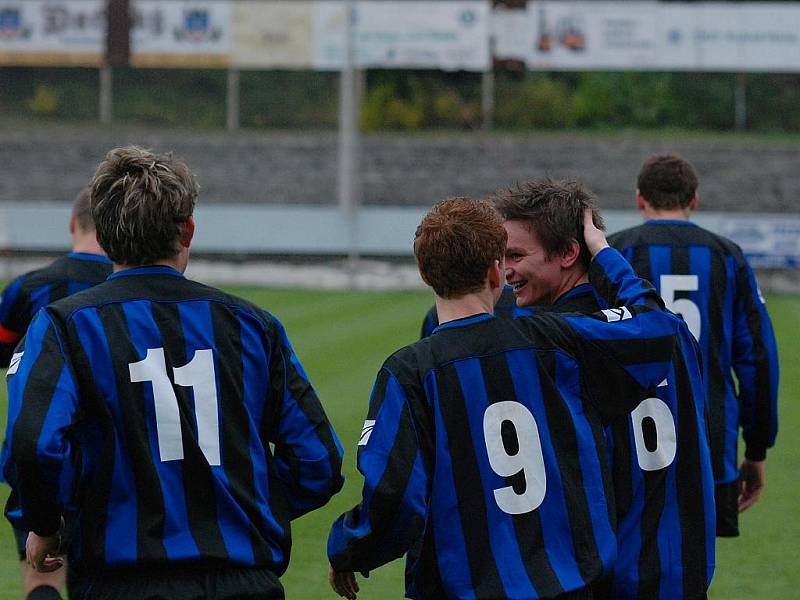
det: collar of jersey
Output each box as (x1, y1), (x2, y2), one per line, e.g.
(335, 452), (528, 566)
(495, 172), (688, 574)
(554, 282), (594, 306)
(433, 312), (494, 333)
(108, 265), (185, 280)
(645, 219), (698, 226)
(68, 252), (112, 264)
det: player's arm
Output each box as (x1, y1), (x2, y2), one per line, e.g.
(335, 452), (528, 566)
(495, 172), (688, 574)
(5, 310), (78, 548)
(731, 257), (779, 510)
(266, 317), (344, 519)
(328, 367), (428, 577)
(0, 276), (28, 367)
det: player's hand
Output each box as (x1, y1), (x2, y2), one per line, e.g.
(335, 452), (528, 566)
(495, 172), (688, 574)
(329, 564), (359, 600)
(26, 530), (64, 573)
(583, 208), (609, 258)
(738, 458), (766, 512)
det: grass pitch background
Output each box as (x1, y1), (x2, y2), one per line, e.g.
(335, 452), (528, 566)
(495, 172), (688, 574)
(0, 287), (797, 599)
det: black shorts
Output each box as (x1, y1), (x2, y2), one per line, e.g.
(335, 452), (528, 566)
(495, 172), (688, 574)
(715, 480), (740, 537)
(67, 560), (284, 600)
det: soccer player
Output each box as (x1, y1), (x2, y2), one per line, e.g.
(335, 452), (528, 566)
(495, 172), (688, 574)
(0, 187), (111, 367)
(495, 179), (715, 599)
(3, 146), (344, 599)
(328, 196), (695, 600)
(0, 187), (111, 600)
(609, 155), (780, 537)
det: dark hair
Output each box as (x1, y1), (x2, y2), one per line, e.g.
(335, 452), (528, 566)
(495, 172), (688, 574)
(71, 187), (94, 232)
(90, 146), (198, 265)
(490, 178), (604, 269)
(637, 154), (698, 210)
(414, 197), (507, 298)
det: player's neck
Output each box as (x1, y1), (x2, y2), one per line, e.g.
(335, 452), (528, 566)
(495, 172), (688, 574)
(71, 231), (105, 256)
(641, 206), (692, 221)
(435, 289), (495, 325)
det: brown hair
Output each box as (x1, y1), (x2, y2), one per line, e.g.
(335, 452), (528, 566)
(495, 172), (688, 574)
(414, 197), (507, 299)
(637, 154), (698, 210)
(90, 146), (198, 266)
(491, 178), (603, 268)
(71, 187), (95, 232)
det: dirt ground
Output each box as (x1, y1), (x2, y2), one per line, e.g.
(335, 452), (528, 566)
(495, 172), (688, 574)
(2, 124), (798, 212)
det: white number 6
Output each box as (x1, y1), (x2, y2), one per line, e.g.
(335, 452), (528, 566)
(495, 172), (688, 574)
(483, 401), (546, 515)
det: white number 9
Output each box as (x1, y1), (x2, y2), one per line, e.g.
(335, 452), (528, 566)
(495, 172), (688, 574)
(483, 401), (547, 515)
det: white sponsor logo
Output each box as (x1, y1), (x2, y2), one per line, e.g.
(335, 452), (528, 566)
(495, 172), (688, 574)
(358, 420), (376, 446)
(7, 351), (23, 376)
(657, 378), (668, 388)
(600, 307), (633, 322)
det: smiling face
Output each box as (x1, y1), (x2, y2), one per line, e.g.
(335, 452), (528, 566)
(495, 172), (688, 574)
(503, 219), (565, 307)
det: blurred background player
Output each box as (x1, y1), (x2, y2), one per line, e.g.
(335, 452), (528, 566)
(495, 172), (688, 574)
(493, 179), (715, 599)
(0, 187), (111, 600)
(0, 187), (111, 367)
(3, 146), (344, 599)
(328, 196), (693, 600)
(609, 155), (780, 537)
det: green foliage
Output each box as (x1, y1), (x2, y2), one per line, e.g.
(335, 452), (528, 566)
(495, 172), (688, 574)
(241, 71), (339, 129)
(0, 287), (799, 599)
(496, 72), (575, 128)
(28, 83), (59, 115)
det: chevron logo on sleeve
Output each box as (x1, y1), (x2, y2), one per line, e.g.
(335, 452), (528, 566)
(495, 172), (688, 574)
(600, 307), (633, 322)
(358, 420), (376, 446)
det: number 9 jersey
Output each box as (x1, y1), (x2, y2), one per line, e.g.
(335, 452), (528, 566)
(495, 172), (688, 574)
(3, 265), (344, 573)
(328, 249), (704, 600)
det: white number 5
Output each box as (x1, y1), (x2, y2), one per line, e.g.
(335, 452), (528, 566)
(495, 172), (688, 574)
(660, 274), (701, 341)
(483, 401), (546, 515)
(129, 347), (221, 466)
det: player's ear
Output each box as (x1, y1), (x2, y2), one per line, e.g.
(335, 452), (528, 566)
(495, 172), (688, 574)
(635, 190), (647, 213)
(69, 215), (77, 235)
(560, 239), (581, 269)
(689, 193), (698, 212)
(487, 259), (504, 290)
(179, 215), (195, 248)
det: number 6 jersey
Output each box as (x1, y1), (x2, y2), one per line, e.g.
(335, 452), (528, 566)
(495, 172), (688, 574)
(4, 265), (344, 573)
(328, 249), (704, 600)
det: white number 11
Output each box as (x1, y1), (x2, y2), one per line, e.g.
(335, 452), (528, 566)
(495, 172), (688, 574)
(129, 347), (221, 466)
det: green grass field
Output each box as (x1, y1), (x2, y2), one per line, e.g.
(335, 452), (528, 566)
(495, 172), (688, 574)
(0, 288), (797, 599)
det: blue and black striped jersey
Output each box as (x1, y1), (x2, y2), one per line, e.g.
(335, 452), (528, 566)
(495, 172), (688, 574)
(551, 285), (715, 600)
(0, 252), (112, 367)
(420, 285), (525, 338)
(610, 220), (779, 484)
(4, 265), (344, 573)
(329, 249), (693, 599)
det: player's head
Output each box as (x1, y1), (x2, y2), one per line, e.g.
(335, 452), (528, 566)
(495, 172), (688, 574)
(90, 146), (198, 267)
(414, 196), (506, 300)
(637, 154), (698, 211)
(71, 187), (95, 234)
(491, 178), (603, 307)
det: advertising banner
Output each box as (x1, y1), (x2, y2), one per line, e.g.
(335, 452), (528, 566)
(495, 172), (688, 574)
(232, 1), (314, 68)
(514, 1), (800, 72)
(313, 0), (490, 71)
(131, 1), (231, 67)
(718, 217), (800, 269)
(0, 1), (104, 66)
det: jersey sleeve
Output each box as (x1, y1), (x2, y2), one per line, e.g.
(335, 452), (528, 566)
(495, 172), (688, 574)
(266, 316), (344, 519)
(420, 306), (438, 339)
(732, 257), (780, 461)
(559, 247), (685, 421)
(328, 366), (429, 573)
(4, 310), (79, 536)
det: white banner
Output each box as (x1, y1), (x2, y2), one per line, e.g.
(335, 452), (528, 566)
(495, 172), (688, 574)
(313, 0), (490, 71)
(510, 1), (800, 72)
(132, 1), (231, 67)
(0, 0), (104, 66)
